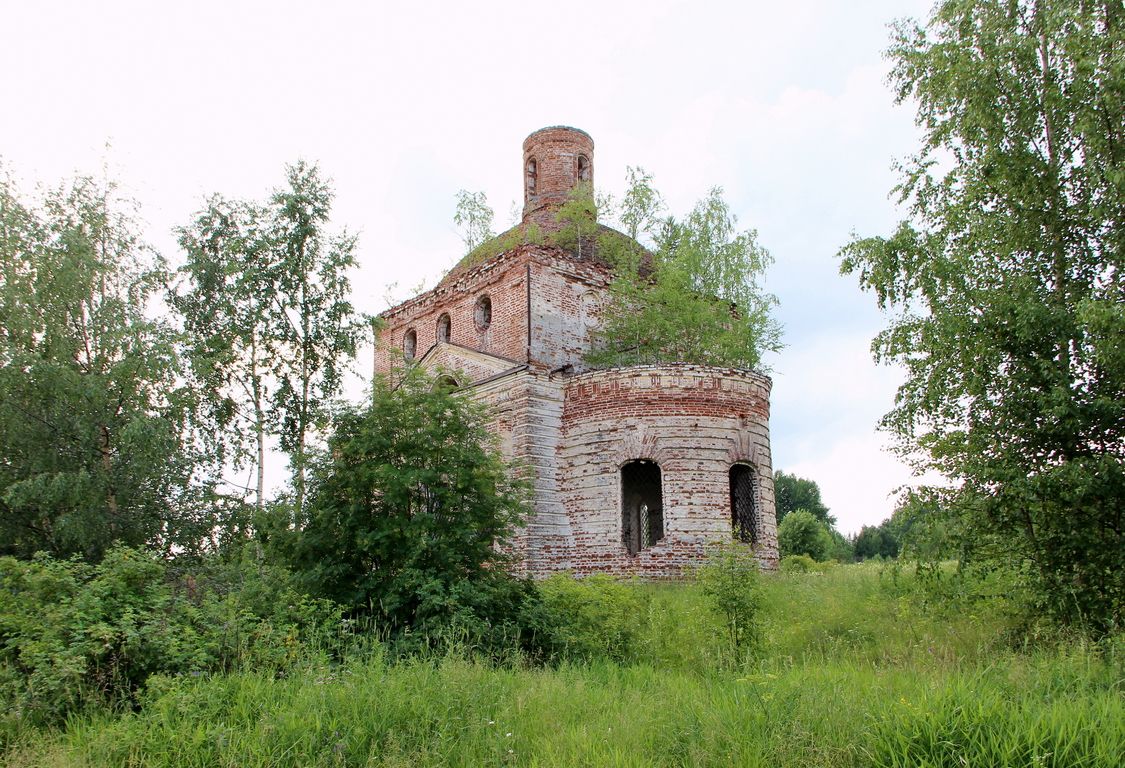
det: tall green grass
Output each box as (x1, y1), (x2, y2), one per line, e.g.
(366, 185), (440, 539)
(6, 564), (1123, 767)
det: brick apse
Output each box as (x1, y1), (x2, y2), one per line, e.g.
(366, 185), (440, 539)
(375, 126), (779, 577)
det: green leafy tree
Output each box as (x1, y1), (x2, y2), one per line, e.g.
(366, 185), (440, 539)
(286, 368), (529, 637)
(618, 166), (664, 242)
(453, 189), (495, 255)
(0, 172), (206, 561)
(853, 524), (900, 561)
(588, 186), (781, 370)
(839, 0), (1124, 630)
(826, 527), (856, 562)
(890, 490), (959, 562)
(773, 470), (834, 526)
(270, 162), (363, 520)
(777, 509), (833, 561)
(173, 196), (276, 511)
(554, 181), (603, 257)
(174, 162), (362, 519)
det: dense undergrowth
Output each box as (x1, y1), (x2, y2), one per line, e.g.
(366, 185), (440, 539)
(3, 561), (1122, 767)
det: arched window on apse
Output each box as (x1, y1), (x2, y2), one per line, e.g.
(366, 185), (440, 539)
(474, 295), (492, 330)
(621, 460), (664, 556)
(729, 464), (758, 544)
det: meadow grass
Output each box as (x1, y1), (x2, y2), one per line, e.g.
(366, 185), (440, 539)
(5, 563), (1122, 767)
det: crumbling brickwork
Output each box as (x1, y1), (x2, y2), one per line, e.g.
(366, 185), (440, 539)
(522, 126), (595, 232)
(375, 127), (779, 577)
(559, 366), (777, 575)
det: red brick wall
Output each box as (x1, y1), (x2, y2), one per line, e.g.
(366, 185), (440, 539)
(376, 245), (612, 377)
(375, 249), (534, 376)
(522, 126), (595, 232)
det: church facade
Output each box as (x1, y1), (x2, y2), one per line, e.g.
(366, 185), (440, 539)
(375, 127), (778, 576)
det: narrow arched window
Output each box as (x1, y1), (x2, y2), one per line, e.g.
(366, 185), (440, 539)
(729, 464), (757, 544)
(526, 158), (537, 195)
(436, 313), (451, 343)
(402, 328), (417, 360)
(474, 294), (492, 330)
(577, 154), (590, 182)
(621, 460), (663, 555)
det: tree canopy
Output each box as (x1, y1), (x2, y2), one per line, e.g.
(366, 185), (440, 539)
(773, 471), (834, 526)
(174, 162), (362, 517)
(777, 510), (833, 561)
(284, 368), (530, 635)
(0, 172), (207, 560)
(585, 178), (781, 371)
(453, 189), (496, 256)
(840, 0), (1124, 631)
(853, 524), (900, 561)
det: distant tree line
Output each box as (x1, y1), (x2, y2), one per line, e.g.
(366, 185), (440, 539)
(772, 470), (949, 564)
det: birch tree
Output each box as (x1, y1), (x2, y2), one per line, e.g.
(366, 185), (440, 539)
(840, 0), (1124, 631)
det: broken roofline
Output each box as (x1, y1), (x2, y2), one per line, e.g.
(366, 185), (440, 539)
(379, 242), (613, 321)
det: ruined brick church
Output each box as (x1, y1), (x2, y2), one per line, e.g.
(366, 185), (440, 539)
(375, 127), (778, 577)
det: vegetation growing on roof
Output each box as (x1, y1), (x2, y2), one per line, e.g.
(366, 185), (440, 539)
(454, 221), (545, 274)
(585, 175), (781, 371)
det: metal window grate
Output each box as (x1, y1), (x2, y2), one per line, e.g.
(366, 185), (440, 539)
(730, 464), (757, 544)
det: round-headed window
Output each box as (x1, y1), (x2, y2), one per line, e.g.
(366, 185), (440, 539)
(729, 463), (757, 544)
(526, 158), (537, 195)
(436, 313), (451, 343)
(621, 460), (664, 555)
(580, 290), (601, 328)
(474, 294), (492, 330)
(403, 328), (417, 360)
(577, 154), (591, 182)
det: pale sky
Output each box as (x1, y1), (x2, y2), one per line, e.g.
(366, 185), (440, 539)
(1, 0), (936, 534)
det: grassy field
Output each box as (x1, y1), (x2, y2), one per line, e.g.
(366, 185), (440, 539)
(5, 563), (1122, 767)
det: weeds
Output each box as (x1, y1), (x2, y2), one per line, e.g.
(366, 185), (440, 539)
(3, 563), (1122, 767)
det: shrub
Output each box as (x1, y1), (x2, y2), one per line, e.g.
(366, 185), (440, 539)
(697, 542), (763, 662)
(0, 547), (342, 727)
(780, 554), (819, 573)
(522, 574), (649, 663)
(287, 367), (530, 644)
(777, 509), (833, 560)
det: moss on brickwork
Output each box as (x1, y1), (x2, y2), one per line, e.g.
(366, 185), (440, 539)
(448, 222), (645, 283)
(455, 222), (545, 274)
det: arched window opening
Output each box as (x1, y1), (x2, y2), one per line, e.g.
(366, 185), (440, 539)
(435, 374), (459, 391)
(621, 460), (664, 556)
(580, 290), (601, 329)
(436, 313), (451, 343)
(403, 328), (417, 360)
(474, 294), (492, 330)
(577, 154), (591, 182)
(526, 158), (537, 195)
(729, 464), (757, 544)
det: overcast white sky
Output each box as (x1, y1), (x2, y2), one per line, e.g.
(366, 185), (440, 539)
(2, 0), (937, 534)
